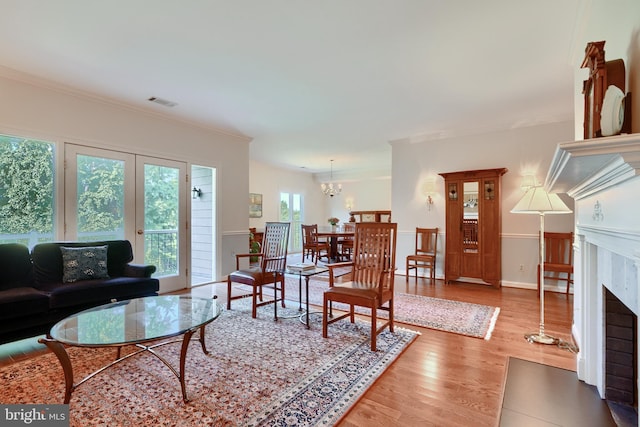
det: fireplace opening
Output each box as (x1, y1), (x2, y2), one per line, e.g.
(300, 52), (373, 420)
(605, 288), (638, 420)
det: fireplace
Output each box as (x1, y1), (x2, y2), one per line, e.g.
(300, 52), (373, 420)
(545, 133), (640, 425)
(605, 288), (637, 408)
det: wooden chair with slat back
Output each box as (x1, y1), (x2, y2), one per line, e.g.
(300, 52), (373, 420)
(462, 218), (478, 252)
(538, 231), (574, 295)
(322, 222), (397, 351)
(337, 222), (355, 261)
(406, 227), (438, 281)
(227, 222), (290, 318)
(301, 224), (329, 264)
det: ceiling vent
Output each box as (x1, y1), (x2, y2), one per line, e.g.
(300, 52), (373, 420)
(148, 96), (178, 107)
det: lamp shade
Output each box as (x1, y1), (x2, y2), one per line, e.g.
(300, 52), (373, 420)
(511, 186), (572, 215)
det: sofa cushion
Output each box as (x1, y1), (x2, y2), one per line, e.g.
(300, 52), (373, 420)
(0, 243), (34, 291)
(61, 245), (109, 283)
(0, 287), (50, 320)
(42, 277), (160, 309)
(32, 240), (134, 285)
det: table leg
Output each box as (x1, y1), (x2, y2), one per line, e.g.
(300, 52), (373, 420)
(198, 325), (210, 355)
(330, 236), (339, 261)
(305, 276), (311, 328)
(179, 329), (197, 402)
(273, 271), (278, 321)
(298, 274), (303, 311)
(39, 337), (74, 404)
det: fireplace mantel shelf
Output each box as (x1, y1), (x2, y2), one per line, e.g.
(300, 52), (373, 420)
(545, 133), (640, 200)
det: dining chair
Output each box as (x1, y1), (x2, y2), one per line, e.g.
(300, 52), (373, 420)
(227, 222), (290, 318)
(405, 227), (438, 281)
(337, 222), (355, 261)
(301, 224), (329, 264)
(322, 222), (397, 351)
(538, 231), (574, 295)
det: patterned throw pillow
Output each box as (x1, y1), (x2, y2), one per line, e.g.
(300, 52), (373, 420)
(61, 245), (109, 283)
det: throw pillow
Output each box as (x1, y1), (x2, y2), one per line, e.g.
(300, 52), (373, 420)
(61, 245), (109, 283)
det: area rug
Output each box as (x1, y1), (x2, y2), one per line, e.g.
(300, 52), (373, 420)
(0, 300), (418, 426)
(272, 276), (500, 340)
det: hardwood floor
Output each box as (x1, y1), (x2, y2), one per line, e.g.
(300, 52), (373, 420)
(0, 276), (576, 426)
(153, 276), (577, 426)
(336, 278), (576, 427)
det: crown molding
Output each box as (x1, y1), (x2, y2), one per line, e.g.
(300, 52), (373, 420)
(0, 65), (252, 142)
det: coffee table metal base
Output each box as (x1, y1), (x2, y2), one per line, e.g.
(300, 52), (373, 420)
(39, 325), (209, 404)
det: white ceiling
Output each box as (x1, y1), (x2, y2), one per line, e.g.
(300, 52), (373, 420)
(0, 1), (585, 176)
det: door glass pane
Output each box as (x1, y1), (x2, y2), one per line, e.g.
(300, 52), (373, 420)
(143, 164), (179, 277)
(76, 155), (125, 241)
(462, 181), (479, 253)
(290, 194), (302, 252)
(279, 192), (302, 253)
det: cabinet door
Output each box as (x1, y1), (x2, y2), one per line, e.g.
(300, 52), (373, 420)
(480, 177), (501, 286)
(440, 168), (506, 288)
(444, 180), (462, 283)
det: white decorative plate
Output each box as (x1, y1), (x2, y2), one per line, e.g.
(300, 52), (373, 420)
(601, 85), (625, 136)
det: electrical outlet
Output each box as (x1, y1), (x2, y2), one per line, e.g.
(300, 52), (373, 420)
(519, 264), (525, 272)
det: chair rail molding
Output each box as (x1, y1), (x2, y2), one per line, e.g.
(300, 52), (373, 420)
(545, 133), (640, 200)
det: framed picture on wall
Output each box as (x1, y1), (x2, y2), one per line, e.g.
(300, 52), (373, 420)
(249, 193), (262, 218)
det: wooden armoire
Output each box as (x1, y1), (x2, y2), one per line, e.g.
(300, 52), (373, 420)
(439, 168), (507, 288)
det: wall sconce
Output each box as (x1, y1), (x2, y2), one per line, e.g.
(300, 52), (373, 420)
(345, 198), (354, 212)
(422, 179), (436, 211)
(520, 175), (536, 191)
(192, 186), (202, 199)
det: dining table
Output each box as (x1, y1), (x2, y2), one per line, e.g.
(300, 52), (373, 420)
(316, 230), (354, 261)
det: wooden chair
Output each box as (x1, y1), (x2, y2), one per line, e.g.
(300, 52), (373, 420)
(406, 227), (438, 281)
(322, 222), (397, 351)
(462, 218), (478, 252)
(538, 231), (574, 295)
(301, 224), (329, 264)
(337, 222), (355, 261)
(227, 222), (290, 318)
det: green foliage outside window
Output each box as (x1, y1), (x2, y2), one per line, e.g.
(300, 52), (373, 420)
(0, 135), (54, 239)
(77, 155), (125, 235)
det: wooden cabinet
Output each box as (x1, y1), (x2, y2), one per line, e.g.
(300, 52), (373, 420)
(348, 210), (391, 223)
(439, 168), (507, 288)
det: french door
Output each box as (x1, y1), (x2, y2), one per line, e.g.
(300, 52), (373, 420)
(64, 145), (187, 293)
(280, 192), (302, 253)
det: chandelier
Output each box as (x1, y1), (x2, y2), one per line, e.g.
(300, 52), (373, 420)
(321, 159), (342, 197)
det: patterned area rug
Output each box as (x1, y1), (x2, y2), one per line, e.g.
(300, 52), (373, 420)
(279, 276), (500, 340)
(0, 299), (418, 426)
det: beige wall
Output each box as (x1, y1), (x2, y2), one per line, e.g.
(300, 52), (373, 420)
(248, 160), (391, 243)
(391, 121), (575, 287)
(0, 70), (250, 281)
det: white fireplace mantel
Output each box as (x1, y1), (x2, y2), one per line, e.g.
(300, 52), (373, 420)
(545, 133), (640, 419)
(545, 133), (640, 199)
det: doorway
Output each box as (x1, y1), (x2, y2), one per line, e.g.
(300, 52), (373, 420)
(190, 165), (216, 286)
(64, 144), (187, 293)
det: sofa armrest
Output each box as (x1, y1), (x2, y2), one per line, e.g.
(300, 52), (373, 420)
(123, 264), (156, 278)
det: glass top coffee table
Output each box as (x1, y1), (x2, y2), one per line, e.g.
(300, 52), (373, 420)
(39, 295), (222, 403)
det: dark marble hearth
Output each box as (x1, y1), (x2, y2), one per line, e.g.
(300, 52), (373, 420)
(501, 357), (618, 427)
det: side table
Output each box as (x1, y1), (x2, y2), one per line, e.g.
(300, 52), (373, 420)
(285, 266), (329, 328)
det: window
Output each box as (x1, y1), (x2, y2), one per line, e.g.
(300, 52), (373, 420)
(280, 192), (302, 252)
(0, 133), (55, 247)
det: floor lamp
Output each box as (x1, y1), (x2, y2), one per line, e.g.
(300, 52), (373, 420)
(511, 186), (572, 344)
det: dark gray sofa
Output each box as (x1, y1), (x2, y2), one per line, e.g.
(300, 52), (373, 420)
(0, 240), (159, 344)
